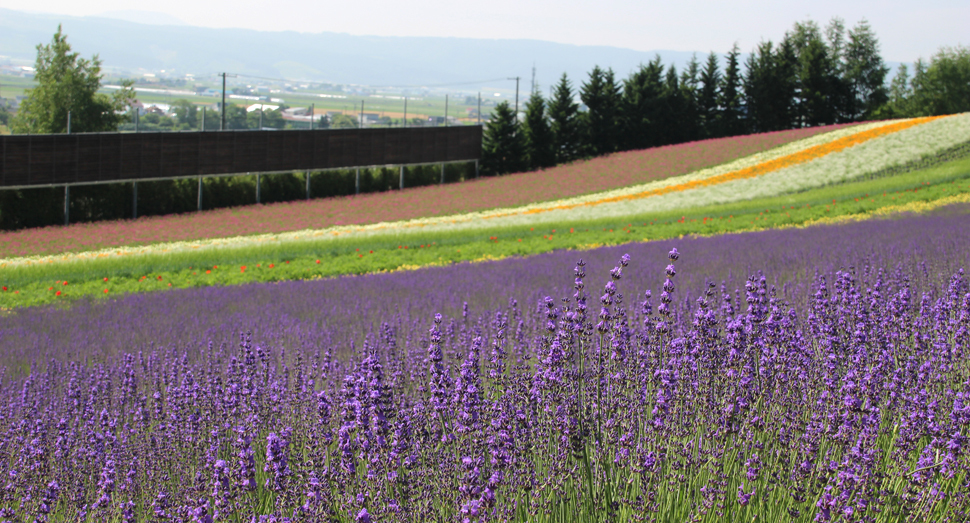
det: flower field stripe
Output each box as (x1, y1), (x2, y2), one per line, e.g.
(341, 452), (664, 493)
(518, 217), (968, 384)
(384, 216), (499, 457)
(486, 115), (946, 219)
(0, 124), (859, 259)
(3, 166), (969, 309)
(0, 117), (960, 270)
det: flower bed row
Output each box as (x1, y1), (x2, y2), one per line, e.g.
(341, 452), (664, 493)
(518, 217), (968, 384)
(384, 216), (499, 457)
(0, 125), (856, 259)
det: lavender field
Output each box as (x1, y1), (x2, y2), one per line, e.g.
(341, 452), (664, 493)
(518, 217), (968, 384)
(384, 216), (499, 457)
(1, 211), (969, 522)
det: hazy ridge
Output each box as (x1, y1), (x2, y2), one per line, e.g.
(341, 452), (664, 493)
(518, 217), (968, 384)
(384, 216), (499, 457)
(0, 7), (715, 89)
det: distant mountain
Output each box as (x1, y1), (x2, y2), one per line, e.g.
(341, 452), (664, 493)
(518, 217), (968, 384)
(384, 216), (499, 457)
(96, 10), (188, 27)
(0, 8), (719, 90)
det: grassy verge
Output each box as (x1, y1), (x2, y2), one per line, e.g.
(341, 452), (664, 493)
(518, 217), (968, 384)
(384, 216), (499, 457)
(2, 156), (970, 310)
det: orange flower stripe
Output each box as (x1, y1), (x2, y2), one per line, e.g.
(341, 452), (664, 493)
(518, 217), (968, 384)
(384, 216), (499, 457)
(487, 116), (946, 219)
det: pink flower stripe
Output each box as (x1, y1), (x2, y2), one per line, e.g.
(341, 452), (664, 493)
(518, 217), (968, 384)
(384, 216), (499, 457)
(0, 124), (857, 258)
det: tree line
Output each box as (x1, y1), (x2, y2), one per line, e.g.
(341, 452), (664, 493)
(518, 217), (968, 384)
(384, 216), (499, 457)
(481, 18), (970, 176)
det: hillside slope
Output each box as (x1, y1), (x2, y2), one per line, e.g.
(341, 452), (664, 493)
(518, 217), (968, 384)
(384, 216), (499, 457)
(0, 125), (853, 258)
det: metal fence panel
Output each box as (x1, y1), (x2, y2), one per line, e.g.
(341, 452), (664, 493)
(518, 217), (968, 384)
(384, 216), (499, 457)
(0, 126), (482, 188)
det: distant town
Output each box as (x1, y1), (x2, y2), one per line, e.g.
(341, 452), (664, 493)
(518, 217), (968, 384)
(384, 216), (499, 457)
(0, 60), (511, 134)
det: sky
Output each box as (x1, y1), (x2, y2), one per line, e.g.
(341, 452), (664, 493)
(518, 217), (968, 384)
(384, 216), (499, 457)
(2, 0), (966, 63)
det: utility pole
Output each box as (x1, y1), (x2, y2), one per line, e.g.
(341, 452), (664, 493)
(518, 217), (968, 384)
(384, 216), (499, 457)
(507, 76), (520, 124)
(221, 72), (227, 130)
(403, 97), (408, 127)
(310, 103), (315, 130)
(66, 111), (71, 134)
(220, 72), (236, 130)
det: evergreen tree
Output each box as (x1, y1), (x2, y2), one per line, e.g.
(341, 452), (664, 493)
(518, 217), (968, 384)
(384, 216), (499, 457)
(12, 25), (135, 134)
(844, 19), (890, 120)
(481, 101), (525, 176)
(788, 19), (840, 126)
(621, 57), (665, 150)
(773, 36), (800, 129)
(719, 44), (745, 137)
(742, 41), (775, 133)
(825, 17), (847, 66)
(547, 73), (583, 163)
(883, 64), (913, 117)
(697, 52), (721, 139)
(823, 17), (854, 120)
(522, 90), (555, 170)
(797, 36), (839, 126)
(580, 66), (621, 156)
(744, 38), (797, 132)
(677, 56), (701, 143)
(787, 20), (823, 55)
(911, 47), (970, 116)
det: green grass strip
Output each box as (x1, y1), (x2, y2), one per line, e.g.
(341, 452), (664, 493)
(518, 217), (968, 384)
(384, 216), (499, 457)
(2, 155), (970, 310)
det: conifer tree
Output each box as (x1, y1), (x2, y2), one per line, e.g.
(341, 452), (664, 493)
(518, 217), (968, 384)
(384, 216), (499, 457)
(547, 73), (583, 163)
(697, 52), (721, 139)
(719, 44), (745, 137)
(580, 66), (621, 156)
(844, 19), (890, 120)
(621, 57), (665, 150)
(481, 101), (525, 176)
(798, 36), (839, 126)
(744, 38), (797, 132)
(677, 56), (701, 143)
(522, 90), (555, 170)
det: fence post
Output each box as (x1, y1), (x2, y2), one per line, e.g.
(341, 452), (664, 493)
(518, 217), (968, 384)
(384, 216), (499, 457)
(306, 171), (311, 200)
(399, 165), (404, 190)
(440, 163), (445, 184)
(197, 176), (203, 211)
(475, 159), (479, 178)
(256, 173), (261, 204)
(64, 185), (69, 225)
(132, 182), (138, 219)
(355, 167), (360, 195)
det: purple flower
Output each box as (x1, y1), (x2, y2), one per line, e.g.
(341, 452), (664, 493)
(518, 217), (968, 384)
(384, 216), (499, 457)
(737, 483), (755, 506)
